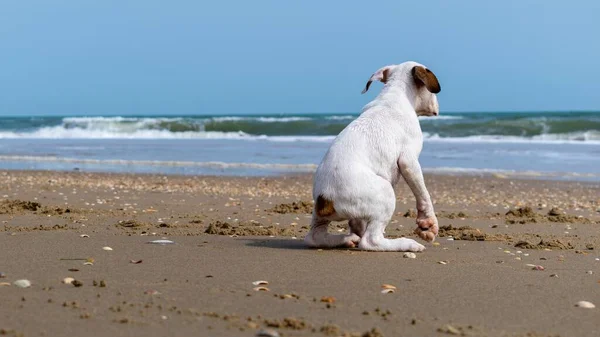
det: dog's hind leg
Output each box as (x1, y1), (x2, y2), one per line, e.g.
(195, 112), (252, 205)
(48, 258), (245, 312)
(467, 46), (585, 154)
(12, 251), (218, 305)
(349, 219), (366, 238)
(356, 180), (425, 252)
(304, 214), (360, 248)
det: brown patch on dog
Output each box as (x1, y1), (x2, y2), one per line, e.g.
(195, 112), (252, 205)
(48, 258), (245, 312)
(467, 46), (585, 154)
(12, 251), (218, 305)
(412, 66), (441, 93)
(315, 195), (335, 217)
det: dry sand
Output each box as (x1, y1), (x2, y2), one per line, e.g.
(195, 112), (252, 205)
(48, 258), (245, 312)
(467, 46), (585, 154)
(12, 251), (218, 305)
(0, 170), (599, 337)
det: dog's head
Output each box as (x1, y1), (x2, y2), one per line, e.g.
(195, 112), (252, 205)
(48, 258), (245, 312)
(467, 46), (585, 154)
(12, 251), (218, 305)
(362, 62), (441, 117)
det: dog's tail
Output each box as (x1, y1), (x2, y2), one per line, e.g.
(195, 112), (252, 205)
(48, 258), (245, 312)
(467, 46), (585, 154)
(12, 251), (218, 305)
(315, 195), (335, 217)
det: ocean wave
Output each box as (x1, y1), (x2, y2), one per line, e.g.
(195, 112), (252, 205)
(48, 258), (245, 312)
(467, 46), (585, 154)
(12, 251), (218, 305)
(325, 115), (356, 120)
(418, 115), (464, 120)
(211, 116), (313, 123)
(0, 113), (598, 143)
(423, 131), (600, 144)
(0, 155), (318, 171)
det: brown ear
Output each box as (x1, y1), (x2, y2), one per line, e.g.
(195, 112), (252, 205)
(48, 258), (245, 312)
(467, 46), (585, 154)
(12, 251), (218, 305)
(361, 67), (391, 94)
(412, 66), (441, 93)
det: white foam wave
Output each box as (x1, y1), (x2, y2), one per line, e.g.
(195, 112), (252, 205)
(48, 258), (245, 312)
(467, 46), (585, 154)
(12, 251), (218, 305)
(325, 115), (356, 120)
(0, 155), (318, 171)
(418, 115), (464, 120)
(0, 127), (252, 140)
(423, 131), (600, 145)
(209, 116), (312, 123)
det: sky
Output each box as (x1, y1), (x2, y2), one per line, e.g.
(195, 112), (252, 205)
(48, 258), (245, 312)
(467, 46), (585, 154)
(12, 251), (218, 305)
(0, 1), (599, 116)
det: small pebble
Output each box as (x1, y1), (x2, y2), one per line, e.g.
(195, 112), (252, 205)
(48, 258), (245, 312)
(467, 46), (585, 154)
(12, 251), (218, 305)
(102, 247), (113, 251)
(147, 240), (175, 245)
(575, 301), (595, 309)
(550, 274), (558, 278)
(586, 270), (593, 275)
(13, 279), (31, 288)
(256, 329), (281, 337)
(63, 277), (75, 284)
(403, 252), (416, 259)
(0, 272), (5, 278)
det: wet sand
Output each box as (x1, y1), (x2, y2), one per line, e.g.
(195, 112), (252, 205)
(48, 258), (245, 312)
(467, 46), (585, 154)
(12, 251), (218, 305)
(1, 170), (599, 337)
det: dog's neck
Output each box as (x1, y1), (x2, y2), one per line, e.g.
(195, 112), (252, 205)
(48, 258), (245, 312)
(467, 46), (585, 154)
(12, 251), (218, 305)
(376, 79), (419, 114)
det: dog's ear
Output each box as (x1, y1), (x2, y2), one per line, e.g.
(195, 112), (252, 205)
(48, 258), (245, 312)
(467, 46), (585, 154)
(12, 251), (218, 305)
(362, 66), (392, 94)
(412, 66), (441, 93)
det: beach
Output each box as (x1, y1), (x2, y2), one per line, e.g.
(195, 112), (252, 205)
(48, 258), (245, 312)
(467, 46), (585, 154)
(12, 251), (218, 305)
(1, 170), (599, 337)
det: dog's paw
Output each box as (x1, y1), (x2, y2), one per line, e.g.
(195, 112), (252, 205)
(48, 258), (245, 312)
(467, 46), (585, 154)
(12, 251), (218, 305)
(343, 234), (361, 248)
(408, 240), (426, 252)
(415, 215), (439, 243)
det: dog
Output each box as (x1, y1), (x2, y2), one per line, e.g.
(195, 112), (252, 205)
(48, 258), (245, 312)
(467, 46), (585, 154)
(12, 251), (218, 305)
(304, 61), (441, 251)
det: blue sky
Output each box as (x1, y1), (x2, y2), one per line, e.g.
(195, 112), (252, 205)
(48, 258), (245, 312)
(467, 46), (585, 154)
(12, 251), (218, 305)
(0, 1), (599, 116)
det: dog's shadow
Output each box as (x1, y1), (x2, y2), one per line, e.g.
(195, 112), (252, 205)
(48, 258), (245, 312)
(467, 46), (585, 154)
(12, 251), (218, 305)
(244, 237), (362, 251)
(244, 238), (308, 250)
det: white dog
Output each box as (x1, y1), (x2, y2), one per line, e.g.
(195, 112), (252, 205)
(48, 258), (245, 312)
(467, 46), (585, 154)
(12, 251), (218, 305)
(304, 61), (441, 252)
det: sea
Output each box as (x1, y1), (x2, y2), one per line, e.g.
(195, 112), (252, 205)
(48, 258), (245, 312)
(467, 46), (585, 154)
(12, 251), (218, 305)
(0, 112), (599, 181)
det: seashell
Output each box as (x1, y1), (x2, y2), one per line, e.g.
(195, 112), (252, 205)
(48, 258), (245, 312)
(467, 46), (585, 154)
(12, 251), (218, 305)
(586, 270), (593, 275)
(63, 277), (75, 284)
(102, 247), (113, 251)
(438, 261), (448, 265)
(575, 301), (595, 309)
(83, 262), (94, 266)
(80, 234), (89, 238)
(550, 274), (558, 278)
(147, 239), (175, 245)
(252, 280), (269, 286)
(0, 272), (5, 278)
(256, 329), (281, 337)
(253, 286), (270, 292)
(403, 252), (416, 259)
(525, 264), (537, 267)
(432, 242), (440, 246)
(532, 265), (545, 271)
(145, 289), (160, 295)
(0, 282), (11, 286)
(381, 284), (397, 290)
(130, 260), (143, 264)
(13, 279), (31, 288)
(381, 288), (395, 294)
(514, 257), (522, 260)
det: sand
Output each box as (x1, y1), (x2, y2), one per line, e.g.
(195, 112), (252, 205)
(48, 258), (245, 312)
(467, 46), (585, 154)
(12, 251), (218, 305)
(0, 170), (599, 337)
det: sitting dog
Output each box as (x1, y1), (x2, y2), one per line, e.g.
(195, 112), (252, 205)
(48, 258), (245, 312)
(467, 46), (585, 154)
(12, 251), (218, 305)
(304, 61), (441, 251)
